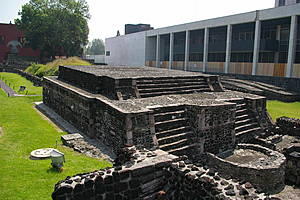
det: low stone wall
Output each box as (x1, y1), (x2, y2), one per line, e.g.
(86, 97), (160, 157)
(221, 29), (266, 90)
(52, 148), (177, 200)
(276, 117), (300, 136)
(16, 70), (42, 86)
(53, 147), (267, 200)
(207, 144), (286, 193)
(0, 67), (42, 86)
(283, 145), (300, 185)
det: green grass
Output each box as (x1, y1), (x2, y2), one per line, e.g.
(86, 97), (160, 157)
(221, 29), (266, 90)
(0, 72), (42, 95)
(25, 57), (91, 77)
(267, 100), (300, 121)
(0, 89), (111, 200)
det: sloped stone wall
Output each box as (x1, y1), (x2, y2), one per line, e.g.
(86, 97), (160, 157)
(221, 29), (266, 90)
(43, 77), (155, 152)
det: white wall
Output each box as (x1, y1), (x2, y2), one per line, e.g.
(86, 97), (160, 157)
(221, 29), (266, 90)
(105, 32), (146, 66)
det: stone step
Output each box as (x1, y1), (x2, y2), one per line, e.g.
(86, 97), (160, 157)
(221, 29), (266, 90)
(159, 138), (189, 151)
(136, 81), (208, 89)
(236, 114), (251, 121)
(235, 118), (253, 126)
(155, 118), (187, 131)
(156, 126), (191, 138)
(167, 144), (197, 156)
(136, 77), (206, 84)
(236, 103), (247, 109)
(154, 110), (185, 122)
(157, 131), (193, 145)
(235, 122), (259, 133)
(236, 127), (263, 142)
(235, 109), (248, 116)
(138, 84), (209, 93)
(152, 105), (185, 114)
(140, 88), (211, 98)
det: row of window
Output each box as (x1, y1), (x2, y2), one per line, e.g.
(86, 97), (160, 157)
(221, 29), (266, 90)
(279, 0), (300, 6)
(171, 52), (295, 63)
(186, 27), (292, 45)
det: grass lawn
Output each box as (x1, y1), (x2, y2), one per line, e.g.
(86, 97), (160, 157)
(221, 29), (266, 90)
(267, 100), (300, 121)
(0, 72), (42, 95)
(0, 89), (111, 200)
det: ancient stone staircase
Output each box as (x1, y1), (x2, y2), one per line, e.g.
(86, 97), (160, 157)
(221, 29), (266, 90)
(221, 77), (300, 102)
(136, 77), (211, 98)
(153, 106), (195, 156)
(233, 100), (264, 143)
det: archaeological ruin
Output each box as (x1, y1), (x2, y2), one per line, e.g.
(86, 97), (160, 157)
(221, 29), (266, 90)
(45, 66), (300, 200)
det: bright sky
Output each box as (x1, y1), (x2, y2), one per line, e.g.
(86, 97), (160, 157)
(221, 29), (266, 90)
(1, 0), (275, 41)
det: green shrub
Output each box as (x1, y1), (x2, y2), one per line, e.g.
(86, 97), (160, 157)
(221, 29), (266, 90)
(25, 57), (91, 77)
(24, 63), (46, 75)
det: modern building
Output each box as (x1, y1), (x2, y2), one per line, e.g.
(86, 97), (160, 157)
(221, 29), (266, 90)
(125, 24), (153, 35)
(105, 2), (300, 78)
(275, 0), (300, 7)
(0, 23), (40, 64)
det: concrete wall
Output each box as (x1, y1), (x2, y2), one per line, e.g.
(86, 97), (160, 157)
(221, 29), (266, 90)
(105, 32), (146, 66)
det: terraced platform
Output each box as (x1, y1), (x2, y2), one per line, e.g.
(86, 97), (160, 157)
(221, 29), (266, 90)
(221, 77), (300, 102)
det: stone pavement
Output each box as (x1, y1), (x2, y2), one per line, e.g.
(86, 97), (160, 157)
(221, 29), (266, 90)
(0, 79), (16, 96)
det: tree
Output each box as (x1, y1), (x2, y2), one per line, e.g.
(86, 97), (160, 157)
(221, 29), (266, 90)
(15, 0), (90, 59)
(86, 39), (105, 55)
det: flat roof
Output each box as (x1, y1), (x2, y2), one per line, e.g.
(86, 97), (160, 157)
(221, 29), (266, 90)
(62, 65), (212, 79)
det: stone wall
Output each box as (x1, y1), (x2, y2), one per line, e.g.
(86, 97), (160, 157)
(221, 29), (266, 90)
(186, 103), (236, 154)
(58, 66), (104, 94)
(52, 148), (177, 200)
(283, 144), (300, 185)
(44, 78), (96, 137)
(43, 77), (155, 152)
(53, 147), (267, 200)
(276, 117), (300, 136)
(244, 97), (272, 129)
(58, 66), (138, 100)
(207, 144), (286, 192)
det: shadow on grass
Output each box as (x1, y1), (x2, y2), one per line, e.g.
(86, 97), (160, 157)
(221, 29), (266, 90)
(47, 167), (63, 174)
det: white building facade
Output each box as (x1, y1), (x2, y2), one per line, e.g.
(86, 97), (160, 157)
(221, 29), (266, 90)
(105, 3), (300, 78)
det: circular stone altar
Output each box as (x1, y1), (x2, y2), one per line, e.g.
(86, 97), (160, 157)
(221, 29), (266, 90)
(207, 144), (286, 193)
(30, 148), (55, 159)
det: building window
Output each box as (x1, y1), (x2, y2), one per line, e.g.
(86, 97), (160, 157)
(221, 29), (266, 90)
(0, 36), (5, 44)
(106, 51), (110, 56)
(279, 0), (285, 6)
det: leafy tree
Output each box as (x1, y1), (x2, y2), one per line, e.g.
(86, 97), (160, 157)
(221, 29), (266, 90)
(86, 39), (105, 55)
(15, 0), (90, 59)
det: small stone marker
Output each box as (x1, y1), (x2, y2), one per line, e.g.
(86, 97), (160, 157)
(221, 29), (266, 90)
(19, 86), (26, 92)
(61, 133), (83, 144)
(30, 148), (55, 159)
